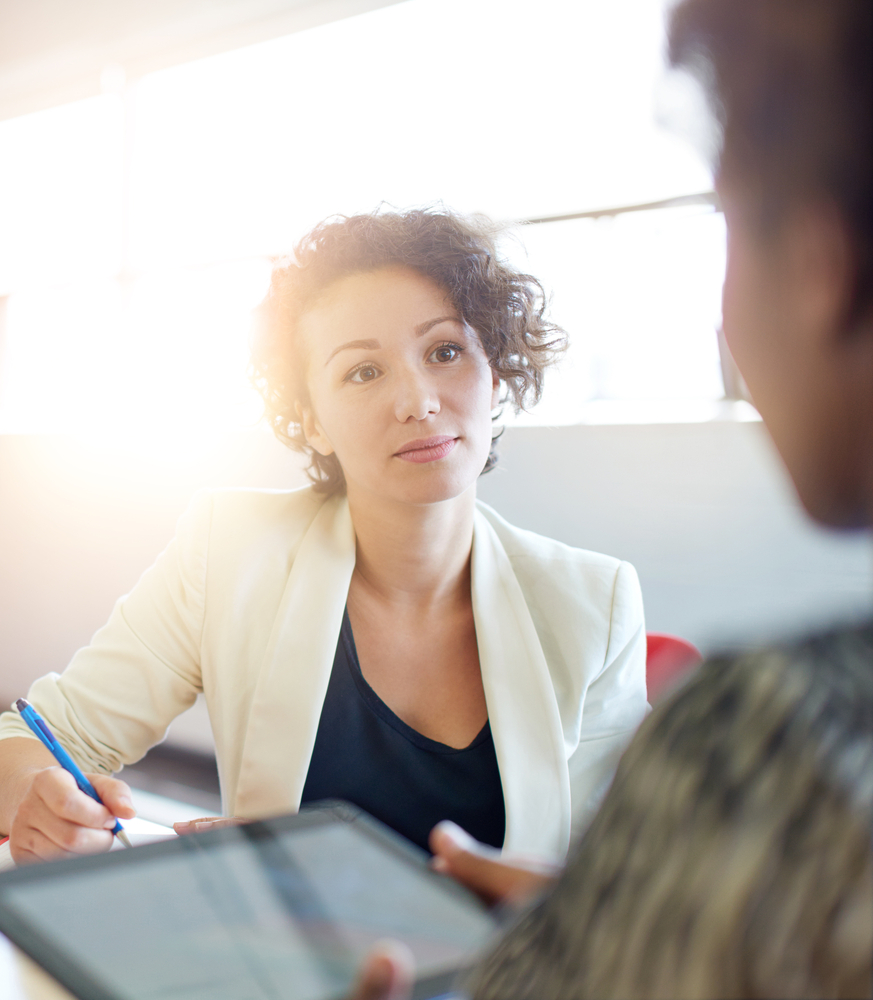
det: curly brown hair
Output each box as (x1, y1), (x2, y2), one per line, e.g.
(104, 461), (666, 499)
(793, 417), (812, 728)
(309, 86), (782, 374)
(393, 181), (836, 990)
(250, 208), (566, 494)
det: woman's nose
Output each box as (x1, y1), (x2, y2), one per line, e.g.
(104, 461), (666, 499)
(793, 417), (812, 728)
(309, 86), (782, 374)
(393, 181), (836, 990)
(394, 370), (440, 422)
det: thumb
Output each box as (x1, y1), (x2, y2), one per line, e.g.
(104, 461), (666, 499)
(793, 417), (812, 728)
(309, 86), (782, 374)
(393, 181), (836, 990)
(89, 774), (136, 820)
(350, 941), (414, 1000)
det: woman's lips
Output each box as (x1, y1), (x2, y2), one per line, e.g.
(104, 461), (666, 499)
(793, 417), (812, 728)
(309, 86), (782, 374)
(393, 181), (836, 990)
(394, 435), (458, 463)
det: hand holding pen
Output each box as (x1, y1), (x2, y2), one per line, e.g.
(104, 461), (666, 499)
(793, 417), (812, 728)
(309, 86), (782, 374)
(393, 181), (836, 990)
(7, 699), (135, 863)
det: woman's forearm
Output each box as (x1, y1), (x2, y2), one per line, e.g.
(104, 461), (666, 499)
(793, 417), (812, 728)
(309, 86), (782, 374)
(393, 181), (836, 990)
(0, 737), (57, 835)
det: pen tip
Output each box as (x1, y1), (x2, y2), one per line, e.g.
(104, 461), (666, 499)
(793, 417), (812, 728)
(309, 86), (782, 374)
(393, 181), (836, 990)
(117, 829), (133, 849)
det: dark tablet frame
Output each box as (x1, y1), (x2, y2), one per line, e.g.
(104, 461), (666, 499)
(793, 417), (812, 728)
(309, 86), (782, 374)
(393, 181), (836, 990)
(0, 801), (496, 1000)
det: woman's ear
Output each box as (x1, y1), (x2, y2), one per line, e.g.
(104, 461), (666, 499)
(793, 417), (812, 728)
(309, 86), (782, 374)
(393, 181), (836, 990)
(491, 371), (501, 410)
(296, 402), (335, 457)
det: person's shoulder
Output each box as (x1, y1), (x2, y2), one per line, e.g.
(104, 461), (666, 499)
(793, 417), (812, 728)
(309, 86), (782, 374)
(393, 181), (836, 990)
(794, 620), (873, 669)
(669, 620), (873, 742)
(179, 485), (332, 554)
(199, 484), (326, 523)
(703, 620), (873, 684)
(474, 500), (642, 636)
(475, 499), (627, 578)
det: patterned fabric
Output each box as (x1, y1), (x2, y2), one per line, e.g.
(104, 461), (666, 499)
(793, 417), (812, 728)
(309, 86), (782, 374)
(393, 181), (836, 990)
(469, 624), (873, 999)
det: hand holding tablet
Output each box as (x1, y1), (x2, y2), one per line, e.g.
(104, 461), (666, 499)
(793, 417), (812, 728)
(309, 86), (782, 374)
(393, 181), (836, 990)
(428, 822), (558, 908)
(349, 942), (415, 1000)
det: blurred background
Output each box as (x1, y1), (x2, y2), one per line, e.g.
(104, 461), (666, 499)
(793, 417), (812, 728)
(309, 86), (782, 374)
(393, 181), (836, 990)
(1, 0), (870, 805)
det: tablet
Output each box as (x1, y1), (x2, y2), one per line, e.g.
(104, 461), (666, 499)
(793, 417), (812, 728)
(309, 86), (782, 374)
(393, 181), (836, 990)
(0, 801), (499, 1000)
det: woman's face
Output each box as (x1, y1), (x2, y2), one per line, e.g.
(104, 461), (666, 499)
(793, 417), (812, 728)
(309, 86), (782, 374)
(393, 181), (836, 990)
(297, 266), (499, 508)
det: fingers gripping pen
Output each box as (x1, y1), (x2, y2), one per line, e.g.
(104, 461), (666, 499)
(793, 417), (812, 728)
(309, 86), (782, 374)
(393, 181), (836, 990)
(14, 698), (132, 849)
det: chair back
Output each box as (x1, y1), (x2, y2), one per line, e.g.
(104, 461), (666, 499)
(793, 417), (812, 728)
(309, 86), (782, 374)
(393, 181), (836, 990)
(646, 632), (703, 702)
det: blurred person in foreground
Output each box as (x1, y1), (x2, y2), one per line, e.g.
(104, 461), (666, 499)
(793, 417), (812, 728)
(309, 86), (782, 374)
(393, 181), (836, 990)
(355, 1), (873, 997)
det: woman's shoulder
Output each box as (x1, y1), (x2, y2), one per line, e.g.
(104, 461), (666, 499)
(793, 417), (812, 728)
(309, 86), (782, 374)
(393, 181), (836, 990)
(196, 483), (327, 521)
(178, 485), (335, 559)
(474, 500), (641, 631)
(475, 500), (629, 577)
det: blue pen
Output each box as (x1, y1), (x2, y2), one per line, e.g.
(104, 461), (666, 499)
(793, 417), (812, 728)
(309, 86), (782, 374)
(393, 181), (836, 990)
(14, 698), (132, 848)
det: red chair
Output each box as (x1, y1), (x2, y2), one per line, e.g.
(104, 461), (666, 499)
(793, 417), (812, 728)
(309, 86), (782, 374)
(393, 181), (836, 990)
(646, 632), (703, 702)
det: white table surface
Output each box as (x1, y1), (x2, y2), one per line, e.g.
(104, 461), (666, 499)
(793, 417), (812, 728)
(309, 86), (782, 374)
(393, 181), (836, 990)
(0, 933), (75, 999)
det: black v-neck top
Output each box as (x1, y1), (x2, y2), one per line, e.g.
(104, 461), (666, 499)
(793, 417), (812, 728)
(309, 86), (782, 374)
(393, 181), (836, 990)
(300, 608), (506, 853)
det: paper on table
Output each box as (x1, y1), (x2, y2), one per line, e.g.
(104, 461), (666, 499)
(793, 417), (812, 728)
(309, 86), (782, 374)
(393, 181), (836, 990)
(0, 817), (175, 872)
(110, 816), (176, 849)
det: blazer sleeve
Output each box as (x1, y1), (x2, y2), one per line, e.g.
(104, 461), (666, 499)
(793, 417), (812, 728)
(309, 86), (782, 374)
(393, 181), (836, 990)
(567, 559), (648, 842)
(0, 492), (212, 774)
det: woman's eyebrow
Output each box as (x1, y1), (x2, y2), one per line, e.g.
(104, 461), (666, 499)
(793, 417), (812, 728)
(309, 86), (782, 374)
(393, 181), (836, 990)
(324, 338), (380, 365)
(415, 315), (463, 336)
(324, 317), (463, 365)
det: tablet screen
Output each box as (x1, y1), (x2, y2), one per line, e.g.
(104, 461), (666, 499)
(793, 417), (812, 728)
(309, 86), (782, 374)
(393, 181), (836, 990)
(0, 807), (497, 1000)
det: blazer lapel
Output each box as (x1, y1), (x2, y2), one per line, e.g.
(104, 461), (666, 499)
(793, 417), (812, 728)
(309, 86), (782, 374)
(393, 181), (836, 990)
(472, 507), (571, 861)
(235, 494), (356, 818)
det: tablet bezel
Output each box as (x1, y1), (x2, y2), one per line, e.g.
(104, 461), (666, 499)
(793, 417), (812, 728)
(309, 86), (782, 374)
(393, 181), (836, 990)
(0, 801), (496, 1000)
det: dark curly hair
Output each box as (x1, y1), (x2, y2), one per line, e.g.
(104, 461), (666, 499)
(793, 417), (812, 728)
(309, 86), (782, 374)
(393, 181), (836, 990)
(250, 208), (566, 494)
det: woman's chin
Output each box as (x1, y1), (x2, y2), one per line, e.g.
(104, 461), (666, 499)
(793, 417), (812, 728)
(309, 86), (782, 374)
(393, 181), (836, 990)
(348, 465), (480, 509)
(393, 477), (478, 508)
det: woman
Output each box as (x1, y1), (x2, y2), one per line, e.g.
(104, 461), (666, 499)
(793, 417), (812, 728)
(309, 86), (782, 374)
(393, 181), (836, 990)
(0, 208), (648, 864)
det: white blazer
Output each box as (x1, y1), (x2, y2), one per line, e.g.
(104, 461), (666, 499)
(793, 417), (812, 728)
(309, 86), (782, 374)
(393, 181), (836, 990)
(0, 487), (648, 863)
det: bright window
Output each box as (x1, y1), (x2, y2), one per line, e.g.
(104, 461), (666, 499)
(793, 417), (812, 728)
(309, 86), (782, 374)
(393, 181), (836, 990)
(0, 96), (123, 295)
(503, 202), (727, 424)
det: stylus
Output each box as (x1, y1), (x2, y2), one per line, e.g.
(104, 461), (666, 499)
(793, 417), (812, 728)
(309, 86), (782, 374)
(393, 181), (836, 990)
(13, 698), (133, 848)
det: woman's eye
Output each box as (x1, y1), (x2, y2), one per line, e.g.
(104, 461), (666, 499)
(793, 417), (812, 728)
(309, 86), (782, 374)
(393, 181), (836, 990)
(347, 365), (380, 383)
(430, 343), (462, 363)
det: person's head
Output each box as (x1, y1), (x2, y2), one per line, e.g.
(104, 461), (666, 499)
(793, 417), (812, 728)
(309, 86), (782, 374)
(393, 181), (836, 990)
(668, 0), (873, 528)
(470, 628), (873, 999)
(251, 208), (565, 502)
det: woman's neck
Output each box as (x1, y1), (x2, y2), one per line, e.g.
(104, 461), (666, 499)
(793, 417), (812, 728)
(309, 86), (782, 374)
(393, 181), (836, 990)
(346, 485), (476, 608)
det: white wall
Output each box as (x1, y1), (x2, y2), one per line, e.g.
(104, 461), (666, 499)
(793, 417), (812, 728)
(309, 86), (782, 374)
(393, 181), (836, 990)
(478, 420), (872, 650)
(1, 420), (870, 754)
(0, 431), (308, 752)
